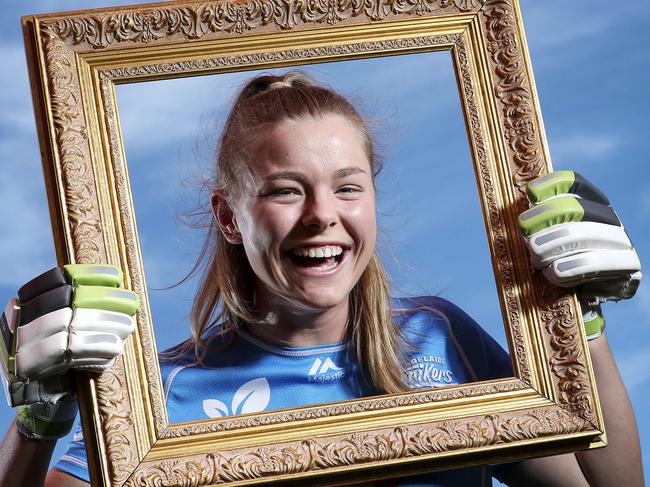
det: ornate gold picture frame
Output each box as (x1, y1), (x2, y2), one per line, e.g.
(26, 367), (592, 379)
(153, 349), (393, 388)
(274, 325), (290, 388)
(22, 0), (605, 485)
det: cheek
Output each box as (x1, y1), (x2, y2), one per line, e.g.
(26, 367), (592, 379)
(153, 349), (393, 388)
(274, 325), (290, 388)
(241, 206), (293, 251)
(347, 199), (377, 247)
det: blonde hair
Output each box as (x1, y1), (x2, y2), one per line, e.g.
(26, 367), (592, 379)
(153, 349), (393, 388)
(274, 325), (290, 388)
(176, 72), (407, 394)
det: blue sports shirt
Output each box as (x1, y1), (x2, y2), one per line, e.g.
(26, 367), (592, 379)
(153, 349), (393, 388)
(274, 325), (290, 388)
(54, 296), (514, 485)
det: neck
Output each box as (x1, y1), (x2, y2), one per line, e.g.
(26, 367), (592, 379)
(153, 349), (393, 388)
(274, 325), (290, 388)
(248, 299), (350, 348)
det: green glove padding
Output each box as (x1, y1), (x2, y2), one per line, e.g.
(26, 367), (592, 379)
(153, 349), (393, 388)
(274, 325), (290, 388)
(518, 196), (620, 237)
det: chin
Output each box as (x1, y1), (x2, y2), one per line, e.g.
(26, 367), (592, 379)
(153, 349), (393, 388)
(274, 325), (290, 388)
(292, 288), (350, 312)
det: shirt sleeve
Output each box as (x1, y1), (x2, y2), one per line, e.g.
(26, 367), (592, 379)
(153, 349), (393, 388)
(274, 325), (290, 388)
(395, 295), (513, 381)
(51, 422), (91, 483)
(437, 297), (513, 381)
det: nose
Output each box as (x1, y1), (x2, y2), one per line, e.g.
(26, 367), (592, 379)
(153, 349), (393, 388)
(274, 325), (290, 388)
(301, 191), (337, 231)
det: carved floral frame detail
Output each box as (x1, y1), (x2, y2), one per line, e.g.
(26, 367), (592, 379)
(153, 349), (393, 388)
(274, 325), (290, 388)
(22, 0), (604, 485)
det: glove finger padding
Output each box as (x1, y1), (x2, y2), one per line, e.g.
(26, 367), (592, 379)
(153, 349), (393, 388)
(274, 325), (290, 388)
(14, 295), (136, 379)
(526, 170), (610, 205)
(68, 332), (123, 360)
(16, 307), (72, 351)
(519, 171), (642, 302)
(580, 271), (642, 302)
(16, 329), (69, 379)
(70, 308), (135, 340)
(526, 221), (633, 269)
(518, 195), (621, 238)
(542, 249), (641, 287)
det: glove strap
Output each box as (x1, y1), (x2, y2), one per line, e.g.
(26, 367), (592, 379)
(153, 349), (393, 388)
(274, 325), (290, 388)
(15, 394), (78, 440)
(581, 302), (606, 340)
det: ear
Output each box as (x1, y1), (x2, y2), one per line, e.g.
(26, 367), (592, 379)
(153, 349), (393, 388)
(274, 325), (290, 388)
(211, 192), (243, 245)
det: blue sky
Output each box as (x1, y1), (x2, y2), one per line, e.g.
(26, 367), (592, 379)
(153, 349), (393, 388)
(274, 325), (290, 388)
(1, 0), (649, 482)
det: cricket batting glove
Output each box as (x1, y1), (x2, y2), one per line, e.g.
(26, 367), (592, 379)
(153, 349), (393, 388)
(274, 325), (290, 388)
(0, 264), (139, 439)
(518, 170), (642, 340)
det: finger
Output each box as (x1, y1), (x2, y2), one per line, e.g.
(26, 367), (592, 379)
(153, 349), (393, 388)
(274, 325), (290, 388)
(68, 332), (123, 361)
(518, 196), (621, 237)
(17, 267), (68, 303)
(526, 221), (632, 269)
(580, 271), (642, 301)
(16, 329), (123, 379)
(72, 286), (139, 316)
(16, 308), (73, 350)
(19, 284), (72, 326)
(63, 264), (123, 288)
(527, 170), (609, 205)
(70, 308), (135, 340)
(542, 248), (641, 287)
(15, 330), (68, 379)
(16, 264), (126, 325)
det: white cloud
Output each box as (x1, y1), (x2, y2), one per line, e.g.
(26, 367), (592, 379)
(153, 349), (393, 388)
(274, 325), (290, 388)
(521, 5), (616, 51)
(0, 49), (55, 287)
(549, 133), (620, 165)
(116, 77), (226, 157)
(0, 189), (55, 287)
(520, 2), (650, 75)
(0, 44), (40, 134)
(521, 1), (649, 52)
(116, 51), (459, 162)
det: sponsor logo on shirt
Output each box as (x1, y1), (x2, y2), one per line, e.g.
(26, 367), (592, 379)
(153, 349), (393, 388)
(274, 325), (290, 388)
(202, 377), (271, 418)
(405, 355), (453, 388)
(308, 357), (345, 383)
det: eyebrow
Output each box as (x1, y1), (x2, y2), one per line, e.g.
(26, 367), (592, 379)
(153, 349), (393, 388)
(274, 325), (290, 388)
(265, 166), (367, 182)
(334, 166), (367, 178)
(265, 171), (304, 183)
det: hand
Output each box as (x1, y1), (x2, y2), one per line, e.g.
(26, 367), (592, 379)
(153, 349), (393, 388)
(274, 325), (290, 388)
(1, 264), (139, 440)
(518, 170), (642, 338)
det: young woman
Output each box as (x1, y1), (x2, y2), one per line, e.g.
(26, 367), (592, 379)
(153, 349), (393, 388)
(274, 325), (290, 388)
(0, 73), (643, 486)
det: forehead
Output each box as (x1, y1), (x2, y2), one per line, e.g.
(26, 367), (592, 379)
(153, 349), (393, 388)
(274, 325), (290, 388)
(249, 114), (370, 176)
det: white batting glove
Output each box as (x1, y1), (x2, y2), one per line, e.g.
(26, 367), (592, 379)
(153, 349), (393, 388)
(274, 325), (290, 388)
(0, 265), (139, 439)
(518, 171), (642, 340)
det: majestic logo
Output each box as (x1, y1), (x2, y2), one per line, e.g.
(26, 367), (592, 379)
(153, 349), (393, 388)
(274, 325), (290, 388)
(405, 355), (453, 388)
(308, 357), (345, 383)
(202, 377), (271, 418)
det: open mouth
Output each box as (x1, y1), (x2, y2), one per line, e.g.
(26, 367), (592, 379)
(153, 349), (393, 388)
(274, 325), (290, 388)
(289, 245), (347, 272)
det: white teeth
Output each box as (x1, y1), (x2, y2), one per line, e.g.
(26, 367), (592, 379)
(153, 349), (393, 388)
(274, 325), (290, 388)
(293, 245), (344, 258)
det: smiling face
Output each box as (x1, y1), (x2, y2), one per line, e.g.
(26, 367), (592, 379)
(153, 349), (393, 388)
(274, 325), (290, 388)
(215, 114), (377, 319)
